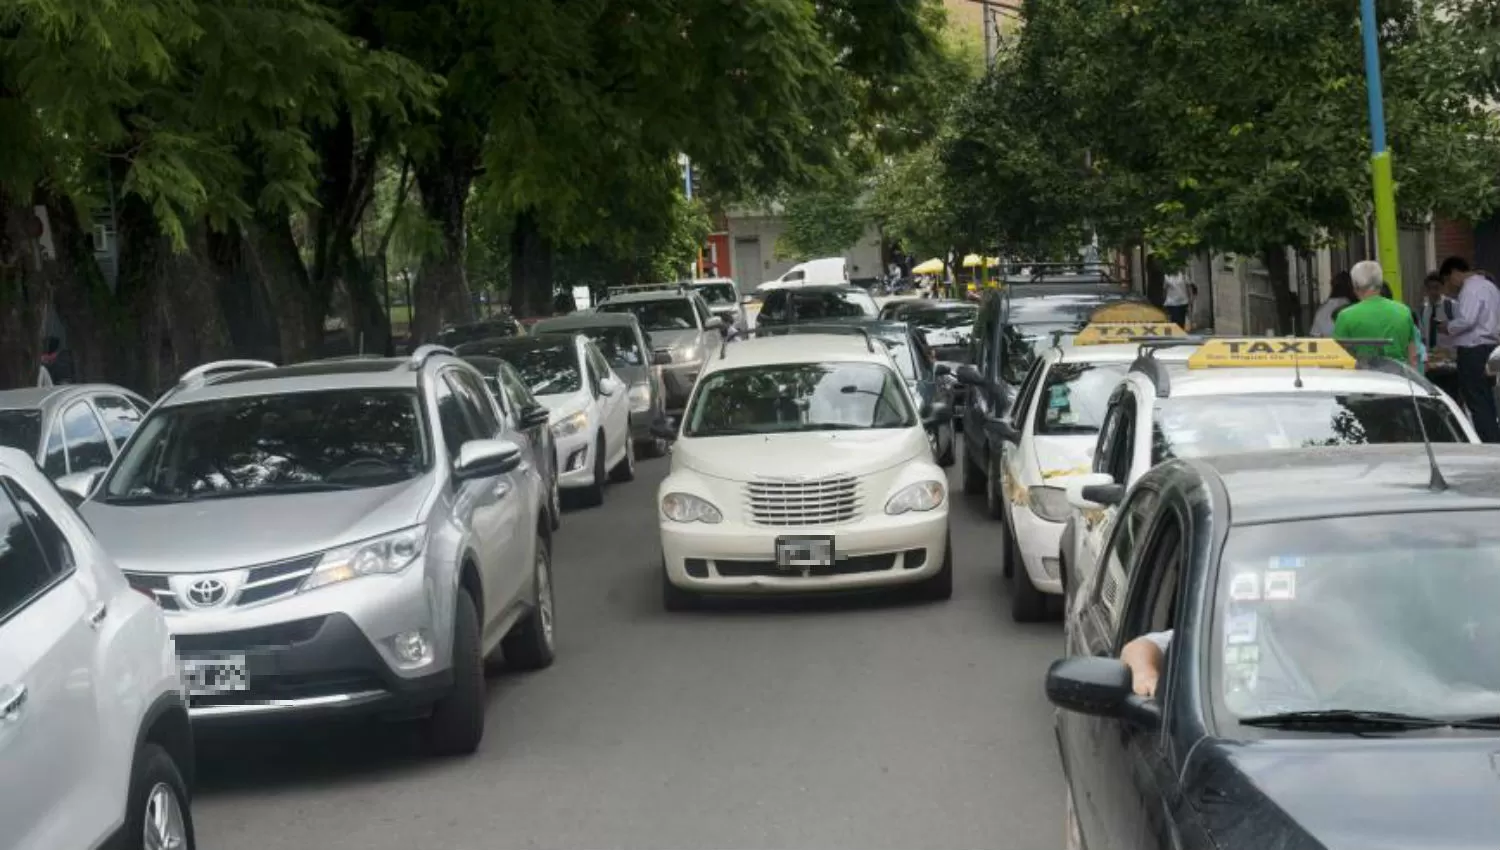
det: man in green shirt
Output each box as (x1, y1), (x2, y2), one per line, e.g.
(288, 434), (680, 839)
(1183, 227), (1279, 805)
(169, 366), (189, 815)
(1333, 260), (1417, 366)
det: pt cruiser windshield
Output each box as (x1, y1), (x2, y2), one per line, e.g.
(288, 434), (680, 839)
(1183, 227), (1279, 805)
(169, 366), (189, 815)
(684, 362), (915, 437)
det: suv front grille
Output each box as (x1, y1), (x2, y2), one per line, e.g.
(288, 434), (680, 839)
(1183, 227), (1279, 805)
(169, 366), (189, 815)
(745, 476), (860, 526)
(123, 552), (321, 611)
(125, 573), (179, 611)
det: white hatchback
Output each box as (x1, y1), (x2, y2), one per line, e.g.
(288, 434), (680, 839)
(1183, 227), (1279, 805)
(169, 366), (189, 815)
(0, 446), (193, 850)
(655, 332), (953, 608)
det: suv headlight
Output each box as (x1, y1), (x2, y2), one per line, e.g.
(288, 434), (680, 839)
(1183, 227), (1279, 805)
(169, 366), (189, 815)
(628, 383), (652, 412)
(1028, 486), (1070, 523)
(661, 492), (722, 523)
(551, 411), (588, 438)
(301, 527), (426, 593)
(885, 481), (946, 515)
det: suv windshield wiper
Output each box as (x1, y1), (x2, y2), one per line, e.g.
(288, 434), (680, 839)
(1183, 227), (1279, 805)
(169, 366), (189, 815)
(187, 481), (357, 501)
(101, 492), (188, 505)
(1239, 709), (1500, 732)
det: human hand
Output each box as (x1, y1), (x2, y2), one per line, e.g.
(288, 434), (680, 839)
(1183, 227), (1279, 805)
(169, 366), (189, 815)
(1132, 670), (1159, 698)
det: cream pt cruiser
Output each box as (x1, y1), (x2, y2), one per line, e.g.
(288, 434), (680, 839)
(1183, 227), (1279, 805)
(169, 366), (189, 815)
(653, 331), (954, 609)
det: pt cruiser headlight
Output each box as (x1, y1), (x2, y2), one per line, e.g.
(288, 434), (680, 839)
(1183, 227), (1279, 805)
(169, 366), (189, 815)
(301, 527), (425, 593)
(1028, 486), (1070, 523)
(661, 492), (722, 523)
(551, 411), (588, 438)
(885, 481), (946, 515)
(628, 383), (652, 413)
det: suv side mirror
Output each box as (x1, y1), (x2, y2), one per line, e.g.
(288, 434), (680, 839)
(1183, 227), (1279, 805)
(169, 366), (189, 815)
(1045, 656), (1160, 729)
(520, 404), (552, 429)
(1065, 472), (1122, 509)
(933, 362), (952, 378)
(652, 350), (674, 366)
(56, 468), (105, 505)
(454, 439), (523, 480)
(704, 315), (725, 332)
(650, 420), (678, 441)
(599, 375), (624, 396)
(955, 364), (984, 387)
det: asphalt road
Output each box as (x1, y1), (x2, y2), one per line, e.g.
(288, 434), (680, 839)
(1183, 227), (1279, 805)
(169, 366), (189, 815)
(193, 437), (1066, 850)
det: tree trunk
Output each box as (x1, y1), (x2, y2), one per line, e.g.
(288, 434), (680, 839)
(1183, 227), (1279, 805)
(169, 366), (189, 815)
(509, 209), (554, 319)
(242, 215), (320, 363)
(412, 153), (477, 342)
(157, 221), (234, 371)
(0, 194), (52, 389)
(37, 190), (125, 385)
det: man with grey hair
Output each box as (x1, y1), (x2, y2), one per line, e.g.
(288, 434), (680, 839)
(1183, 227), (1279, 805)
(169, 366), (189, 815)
(1333, 260), (1416, 366)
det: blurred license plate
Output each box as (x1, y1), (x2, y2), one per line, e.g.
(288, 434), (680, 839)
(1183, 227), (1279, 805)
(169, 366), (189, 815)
(179, 655), (249, 696)
(776, 536), (834, 568)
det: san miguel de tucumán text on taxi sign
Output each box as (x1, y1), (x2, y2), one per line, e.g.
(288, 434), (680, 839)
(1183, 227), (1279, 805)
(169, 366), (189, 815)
(1186, 338), (1357, 370)
(1073, 322), (1186, 346)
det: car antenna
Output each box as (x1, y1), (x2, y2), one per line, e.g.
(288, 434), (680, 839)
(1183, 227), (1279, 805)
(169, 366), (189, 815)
(1403, 362), (1448, 492)
(1291, 337), (1303, 389)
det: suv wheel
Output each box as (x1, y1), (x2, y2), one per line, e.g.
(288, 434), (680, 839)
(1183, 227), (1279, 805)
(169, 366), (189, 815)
(502, 535), (557, 670)
(424, 588), (485, 756)
(578, 435), (606, 507)
(128, 743), (195, 850)
(610, 434), (636, 482)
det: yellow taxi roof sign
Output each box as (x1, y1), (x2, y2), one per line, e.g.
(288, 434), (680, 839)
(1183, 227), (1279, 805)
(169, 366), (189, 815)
(1088, 302), (1169, 324)
(1187, 338), (1357, 370)
(1073, 322), (1186, 346)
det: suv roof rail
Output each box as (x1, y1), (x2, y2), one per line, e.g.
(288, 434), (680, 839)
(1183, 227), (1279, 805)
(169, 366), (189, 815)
(153, 359), (278, 408)
(723, 324), (876, 359)
(408, 344), (456, 371)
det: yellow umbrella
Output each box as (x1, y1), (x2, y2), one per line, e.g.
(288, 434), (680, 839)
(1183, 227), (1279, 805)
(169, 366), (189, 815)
(911, 258), (945, 275)
(961, 254), (1001, 269)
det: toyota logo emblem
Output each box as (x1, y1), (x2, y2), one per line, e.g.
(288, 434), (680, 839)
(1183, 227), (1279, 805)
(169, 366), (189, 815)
(186, 578), (228, 607)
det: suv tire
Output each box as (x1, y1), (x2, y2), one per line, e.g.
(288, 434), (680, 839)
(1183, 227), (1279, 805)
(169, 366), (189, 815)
(610, 435), (636, 482)
(425, 588), (486, 756)
(126, 743), (195, 850)
(577, 435), (606, 507)
(502, 536), (557, 670)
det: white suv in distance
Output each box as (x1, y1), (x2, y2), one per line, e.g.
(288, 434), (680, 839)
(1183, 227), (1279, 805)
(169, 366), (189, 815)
(0, 447), (194, 850)
(654, 331), (954, 609)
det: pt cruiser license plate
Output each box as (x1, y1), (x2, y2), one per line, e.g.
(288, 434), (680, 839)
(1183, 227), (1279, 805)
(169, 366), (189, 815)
(775, 536), (834, 569)
(179, 654), (250, 696)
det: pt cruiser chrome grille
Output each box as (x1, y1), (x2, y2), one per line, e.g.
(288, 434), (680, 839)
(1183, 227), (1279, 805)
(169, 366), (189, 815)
(745, 475), (860, 526)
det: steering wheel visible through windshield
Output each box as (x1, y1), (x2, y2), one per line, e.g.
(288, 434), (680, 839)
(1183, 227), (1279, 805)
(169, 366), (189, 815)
(685, 362), (915, 437)
(599, 298), (698, 332)
(101, 389), (430, 503)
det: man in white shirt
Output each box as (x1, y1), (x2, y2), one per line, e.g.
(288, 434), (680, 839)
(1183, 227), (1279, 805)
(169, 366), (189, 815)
(1162, 270), (1192, 329)
(1437, 256), (1500, 443)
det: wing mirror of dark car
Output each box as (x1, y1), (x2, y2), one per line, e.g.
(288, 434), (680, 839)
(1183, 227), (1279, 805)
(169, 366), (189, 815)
(1045, 656), (1161, 729)
(652, 350), (674, 366)
(984, 418), (1020, 444)
(933, 362), (952, 378)
(955, 364), (985, 387)
(453, 439), (523, 481)
(520, 404), (552, 429)
(650, 420), (679, 441)
(56, 468), (105, 506)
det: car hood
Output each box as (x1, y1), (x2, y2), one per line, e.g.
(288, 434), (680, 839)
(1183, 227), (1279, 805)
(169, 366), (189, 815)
(1032, 435), (1096, 481)
(80, 478), (433, 574)
(676, 429), (928, 482)
(1190, 737), (1500, 850)
(647, 328), (700, 350)
(537, 390), (591, 418)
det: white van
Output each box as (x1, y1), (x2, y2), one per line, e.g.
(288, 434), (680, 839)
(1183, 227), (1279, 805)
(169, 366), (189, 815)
(757, 256), (848, 293)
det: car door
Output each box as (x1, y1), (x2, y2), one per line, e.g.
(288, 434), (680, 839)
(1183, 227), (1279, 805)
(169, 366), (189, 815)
(433, 374), (512, 629)
(89, 393), (145, 459)
(0, 476), (107, 850)
(452, 367), (532, 615)
(500, 363), (553, 485)
(59, 400), (114, 480)
(998, 357), (1047, 506)
(586, 342), (629, 462)
(1080, 387), (1139, 578)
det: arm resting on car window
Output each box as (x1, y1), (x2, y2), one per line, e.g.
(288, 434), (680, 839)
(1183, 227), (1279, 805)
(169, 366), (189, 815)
(1122, 631), (1170, 698)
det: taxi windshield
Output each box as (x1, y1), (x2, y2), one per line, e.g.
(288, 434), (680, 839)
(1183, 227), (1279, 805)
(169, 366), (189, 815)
(1034, 362), (1130, 435)
(684, 362), (915, 437)
(1213, 513), (1500, 723)
(905, 306), (977, 331)
(598, 298), (698, 332)
(1002, 323), (1078, 385)
(695, 283), (738, 305)
(1153, 393), (1466, 462)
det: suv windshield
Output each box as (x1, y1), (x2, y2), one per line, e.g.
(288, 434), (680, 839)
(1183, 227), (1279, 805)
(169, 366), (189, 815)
(598, 298), (698, 332)
(685, 362), (915, 437)
(1035, 362), (1130, 435)
(1002, 323), (1077, 385)
(0, 409), (41, 454)
(499, 344), (583, 395)
(102, 389), (429, 503)
(1153, 393), (1465, 463)
(762, 289), (878, 323)
(695, 283), (738, 306)
(1213, 512), (1500, 722)
(905, 306), (978, 331)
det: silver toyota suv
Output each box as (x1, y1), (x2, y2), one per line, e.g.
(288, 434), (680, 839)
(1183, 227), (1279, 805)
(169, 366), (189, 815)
(65, 347), (556, 756)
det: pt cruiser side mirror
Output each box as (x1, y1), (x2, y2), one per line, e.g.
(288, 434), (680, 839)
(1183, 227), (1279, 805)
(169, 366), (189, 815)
(454, 439), (523, 481)
(1045, 656), (1161, 729)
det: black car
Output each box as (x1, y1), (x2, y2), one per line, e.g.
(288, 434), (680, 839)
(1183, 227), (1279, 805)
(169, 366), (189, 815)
(755, 285), (879, 328)
(437, 316), (523, 348)
(955, 274), (1149, 502)
(1051, 443), (1500, 849)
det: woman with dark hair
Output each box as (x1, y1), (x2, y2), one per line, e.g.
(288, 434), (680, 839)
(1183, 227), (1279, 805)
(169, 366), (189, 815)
(1310, 271), (1356, 337)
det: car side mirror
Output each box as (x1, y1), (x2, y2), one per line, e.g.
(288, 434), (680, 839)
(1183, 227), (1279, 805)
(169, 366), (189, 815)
(933, 362), (952, 378)
(1045, 656), (1160, 729)
(955, 364), (984, 387)
(56, 468), (105, 505)
(650, 420), (678, 441)
(704, 316), (725, 331)
(454, 439), (523, 481)
(520, 404), (552, 429)
(599, 376), (623, 396)
(984, 418), (1020, 444)
(652, 350), (674, 366)
(1064, 473), (1117, 510)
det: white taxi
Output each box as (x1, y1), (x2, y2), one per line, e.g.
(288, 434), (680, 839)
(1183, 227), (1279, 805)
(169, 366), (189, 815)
(654, 331), (953, 609)
(989, 319), (1185, 622)
(1059, 336), (1481, 616)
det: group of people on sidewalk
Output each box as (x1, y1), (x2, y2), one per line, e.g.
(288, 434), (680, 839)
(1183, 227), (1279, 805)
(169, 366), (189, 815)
(1311, 257), (1500, 443)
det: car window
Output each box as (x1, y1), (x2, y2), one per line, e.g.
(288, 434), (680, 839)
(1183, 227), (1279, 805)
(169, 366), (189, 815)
(5, 478), (75, 577)
(1001, 323), (1076, 386)
(1009, 357), (1047, 426)
(1118, 508), (1185, 655)
(42, 418), (66, 478)
(0, 409), (43, 456)
(92, 394), (145, 446)
(692, 296), (712, 325)
(784, 289), (878, 321)
(1034, 362), (1131, 437)
(784, 270), (805, 282)
(0, 482), (62, 623)
(1092, 486), (1162, 636)
(597, 298), (698, 332)
(582, 326), (646, 368)
(102, 389), (432, 501)
(586, 344), (613, 381)
(696, 283), (738, 306)
(447, 370), (501, 438)
(62, 401), (113, 472)
(128, 395), (151, 415)
(499, 363), (540, 417)
(685, 362), (916, 436)
(759, 290), (790, 322)
(974, 299), (996, 374)
(1108, 399), (1137, 484)
(434, 377), (481, 461)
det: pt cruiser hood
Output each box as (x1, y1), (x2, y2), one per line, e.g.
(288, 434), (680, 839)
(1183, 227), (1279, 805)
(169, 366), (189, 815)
(80, 478), (432, 574)
(674, 429), (928, 482)
(1189, 737), (1500, 850)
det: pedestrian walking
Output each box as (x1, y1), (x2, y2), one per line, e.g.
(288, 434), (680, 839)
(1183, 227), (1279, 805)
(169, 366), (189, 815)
(1162, 267), (1192, 328)
(1436, 256), (1500, 442)
(1310, 271), (1355, 337)
(1332, 261), (1416, 367)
